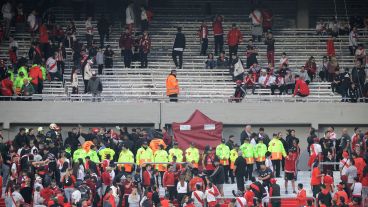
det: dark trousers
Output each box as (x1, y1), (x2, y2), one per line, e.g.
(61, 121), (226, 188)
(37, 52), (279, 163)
(167, 186), (176, 200)
(98, 64), (103, 75)
(349, 46), (357, 56)
(312, 184), (321, 198)
(200, 38), (208, 55)
(99, 32), (106, 48)
(4, 18), (11, 39)
(214, 35), (224, 55)
(72, 87), (78, 94)
(86, 34), (93, 46)
(229, 45), (238, 61)
(331, 82), (341, 94)
(267, 50), (275, 67)
(124, 49), (133, 68)
(224, 165), (230, 183)
(285, 84), (295, 94)
(236, 174), (245, 192)
(246, 164), (253, 180)
(49, 72), (62, 81)
(307, 71), (315, 82)
(141, 20), (149, 32)
(168, 94), (178, 102)
(84, 80), (89, 93)
(272, 160), (281, 177)
(140, 51), (148, 68)
(105, 58), (113, 68)
(172, 50), (183, 69)
(57, 61), (65, 75)
(271, 84), (285, 95)
(229, 169), (235, 183)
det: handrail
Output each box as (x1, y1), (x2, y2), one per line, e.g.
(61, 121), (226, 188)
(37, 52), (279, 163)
(262, 196), (317, 207)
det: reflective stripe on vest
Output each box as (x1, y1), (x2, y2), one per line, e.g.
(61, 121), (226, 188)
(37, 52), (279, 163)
(271, 152), (282, 160)
(245, 157), (254, 164)
(220, 159), (229, 165)
(256, 156), (266, 162)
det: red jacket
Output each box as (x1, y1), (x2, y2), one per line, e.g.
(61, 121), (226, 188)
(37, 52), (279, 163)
(326, 39), (335, 56)
(227, 29), (242, 46)
(163, 171), (175, 187)
(284, 153), (297, 172)
(212, 18), (223, 36)
(142, 170), (152, 187)
(29, 65), (43, 85)
(244, 76), (256, 86)
(39, 25), (49, 44)
(40, 187), (55, 203)
(244, 190), (254, 206)
(297, 189), (307, 206)
(1, 79), (13, 96)
(294, 79), (310, 96)
(119, 33), (134, 50)
(101, 171), (112, 185)
(198, 25), (208, 39)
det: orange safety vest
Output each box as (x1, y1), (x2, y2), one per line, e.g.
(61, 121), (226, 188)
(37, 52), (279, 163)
(139, 159), (152, 166)
(220, 159), (229, 166)
(119, 164), (133, 172)
(192, 163), (199, 168)
(166, 74), (179, 96)
(156, 164), (167, 172)
(230, 162), (235, 170)
(271, 152), (282, 160)
(256, 156), (265, 162)
(245, 157), (254, 164)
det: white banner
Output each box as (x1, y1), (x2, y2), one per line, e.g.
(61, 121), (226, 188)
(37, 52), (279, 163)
(180, 125), (191, 131)
(204, 124), (216, 130)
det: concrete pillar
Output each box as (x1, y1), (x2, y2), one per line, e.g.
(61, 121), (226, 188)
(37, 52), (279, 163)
(296, 0), (310, 28)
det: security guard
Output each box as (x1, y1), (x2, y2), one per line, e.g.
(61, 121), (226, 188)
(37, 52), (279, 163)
(255, 139), (267, 170)
(136, 141), (154, 166)
(86, 145), (100, 164)
(229, 144), (239, 184)
(168, 142), (183, 162)
(154, 144), (168, 185)
(268, 133), (287, 177)
(166, 69), (179, 102)
(185, 142), (200, 169)
(73, 143), (87, 163)
(98, 145), (115, 161)
(118, 144), (134, 173)
(216, 139), (231, 183)
(240, 138), (255, 181)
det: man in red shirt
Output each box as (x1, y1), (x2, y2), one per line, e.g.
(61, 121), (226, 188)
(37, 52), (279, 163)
(29, 64), (43, 94)
(243, 185), (254, 207)
(1, 73), (13, 98)
(227, 23), (242, 61)
(284, 150), (297, 194)
(119, 28), (134, 68)
(198, 20), (208, 56)
(212, 15), (224, 56)
(163, 164), (176, 200)
(101, 167), (112, 195)
(296, 183), (307, 207)
(293, 75), (310, 97)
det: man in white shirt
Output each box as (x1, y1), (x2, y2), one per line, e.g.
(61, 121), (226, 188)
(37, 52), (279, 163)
(46, 52), (62, 81)
(349, 27), (358, 55)
(11, 185), (24, 207)
(230, 197), (247, 207)
(85, 16), (93, 46)
(191, 184), (204, 207)
(204, 183), (220, 206)
(249, 8), (263, 42)
(27, 10), (38, 33)
(1, 1), (13, 39)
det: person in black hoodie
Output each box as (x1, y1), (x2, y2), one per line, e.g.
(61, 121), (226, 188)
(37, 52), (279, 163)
(285, 129), (299, 153)
(270, 178), (281, 207)
(64, 128), (81, 153)
(307, 127), (317, 154)
(13, 128), (29, 150)
(210, 158), (225, 195)
(172, 27), (186, 69)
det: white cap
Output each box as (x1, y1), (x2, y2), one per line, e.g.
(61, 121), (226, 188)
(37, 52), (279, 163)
(37, 127), (43, 132)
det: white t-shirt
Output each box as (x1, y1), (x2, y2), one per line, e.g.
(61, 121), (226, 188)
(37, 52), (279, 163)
(205, 187), (218, 202)
(351, 182), (362, 196)
(349, 31), (358, 46)
(249, 10), (262, 25)
(85, 20), (93, 35)
(46, 57), (57, 73)
(265, 158), (274, 172)
(11, 191), (24, 207)
(235, 197), (247, 207)
(346, 165), (357, 183)
(177, 182), (188, 193)
(339, 158), (351, 175)
(72, 190), (82, 203)
(310, 144), (322, 155)
(27, 14), (38, 31)
(191, 190), (204, 207)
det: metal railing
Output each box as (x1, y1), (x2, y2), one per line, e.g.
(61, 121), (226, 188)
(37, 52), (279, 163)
(262, 196), (317, 207)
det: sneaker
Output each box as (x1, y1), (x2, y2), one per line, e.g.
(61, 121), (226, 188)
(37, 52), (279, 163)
(285, 190), (288, 194)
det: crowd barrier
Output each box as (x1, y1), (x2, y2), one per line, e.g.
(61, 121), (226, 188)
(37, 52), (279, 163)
(262, 196), (317, 207)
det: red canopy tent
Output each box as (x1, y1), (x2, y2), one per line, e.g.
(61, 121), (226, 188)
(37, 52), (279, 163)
(172, 110), (223, 151)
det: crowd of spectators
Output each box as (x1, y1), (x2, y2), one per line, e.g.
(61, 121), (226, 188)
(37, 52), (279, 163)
(0, 124), (367, 207)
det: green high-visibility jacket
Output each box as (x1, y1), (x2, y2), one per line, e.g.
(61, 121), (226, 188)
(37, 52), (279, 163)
(254, 143), (268, 158)
(230, 149), (238, 163)
(154, 149), (168, 163)
(86, 150), (100, 163)
(40, 66), (47, 80)
(185, 147), (200, 163)
(7, 70), (14, 82)
(118, 149), (134, 163)
(268, 138), (287, 157)
(73, 148), (87, 162)
(18, 66), (29, 79)
(136, 147), (154, 165)
(99, 148), (115, 160)
(168, 148), (183, 162)
(240, 143), (254, 158)
(216, 143), (230, 160)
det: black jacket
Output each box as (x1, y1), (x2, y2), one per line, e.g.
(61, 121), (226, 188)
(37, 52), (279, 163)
(270, 183), (281, 203)
(210, 165), (225, 184)
(173, 32), (186, 49)
(13, 133), (29, 149)
(64, 132), (81, 151)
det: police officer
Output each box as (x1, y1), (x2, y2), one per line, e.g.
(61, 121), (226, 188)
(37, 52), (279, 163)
(216, 139), (231, 183)
(185, 142), (200, 169)
(240, 138), (255, 181)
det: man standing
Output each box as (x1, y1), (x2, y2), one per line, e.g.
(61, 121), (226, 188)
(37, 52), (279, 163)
(216, 139), (230, 183)
(264, 32), (275, 67)
(349, 27), (358, 55)
(172, 27), (186, 69)
(1, 1), (13, 39)
(139, 31), (151, 68)
(213, 15), (224, 56)
(46, 52), (62, 81)
(119, 28), (134, 68)
(234, 151), (246, 192)
(227, 23), (242, 61)
(268, 134), (286, 177)
(249, 8), (263, 42)
(97, 15), (110, 48)
(240, 125), (252, 144)
(240, 138), (255, 181)
(198, 20), (208, 56)
(87, 71), (103, 102)
(166, 70), (179, 102)
(185, 142), (200, 169)
(29, 64), (44, 94)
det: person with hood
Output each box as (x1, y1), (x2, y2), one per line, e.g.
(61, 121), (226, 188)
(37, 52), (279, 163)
(166, 70), (179, 102)
(172, 27), (186, 69)
(87, 71), (103, 102)
(29, 64), (43, 94)
(136, 141), (153, 166)
(13, 71), (28, 95)
(83, 59), (93, 93)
